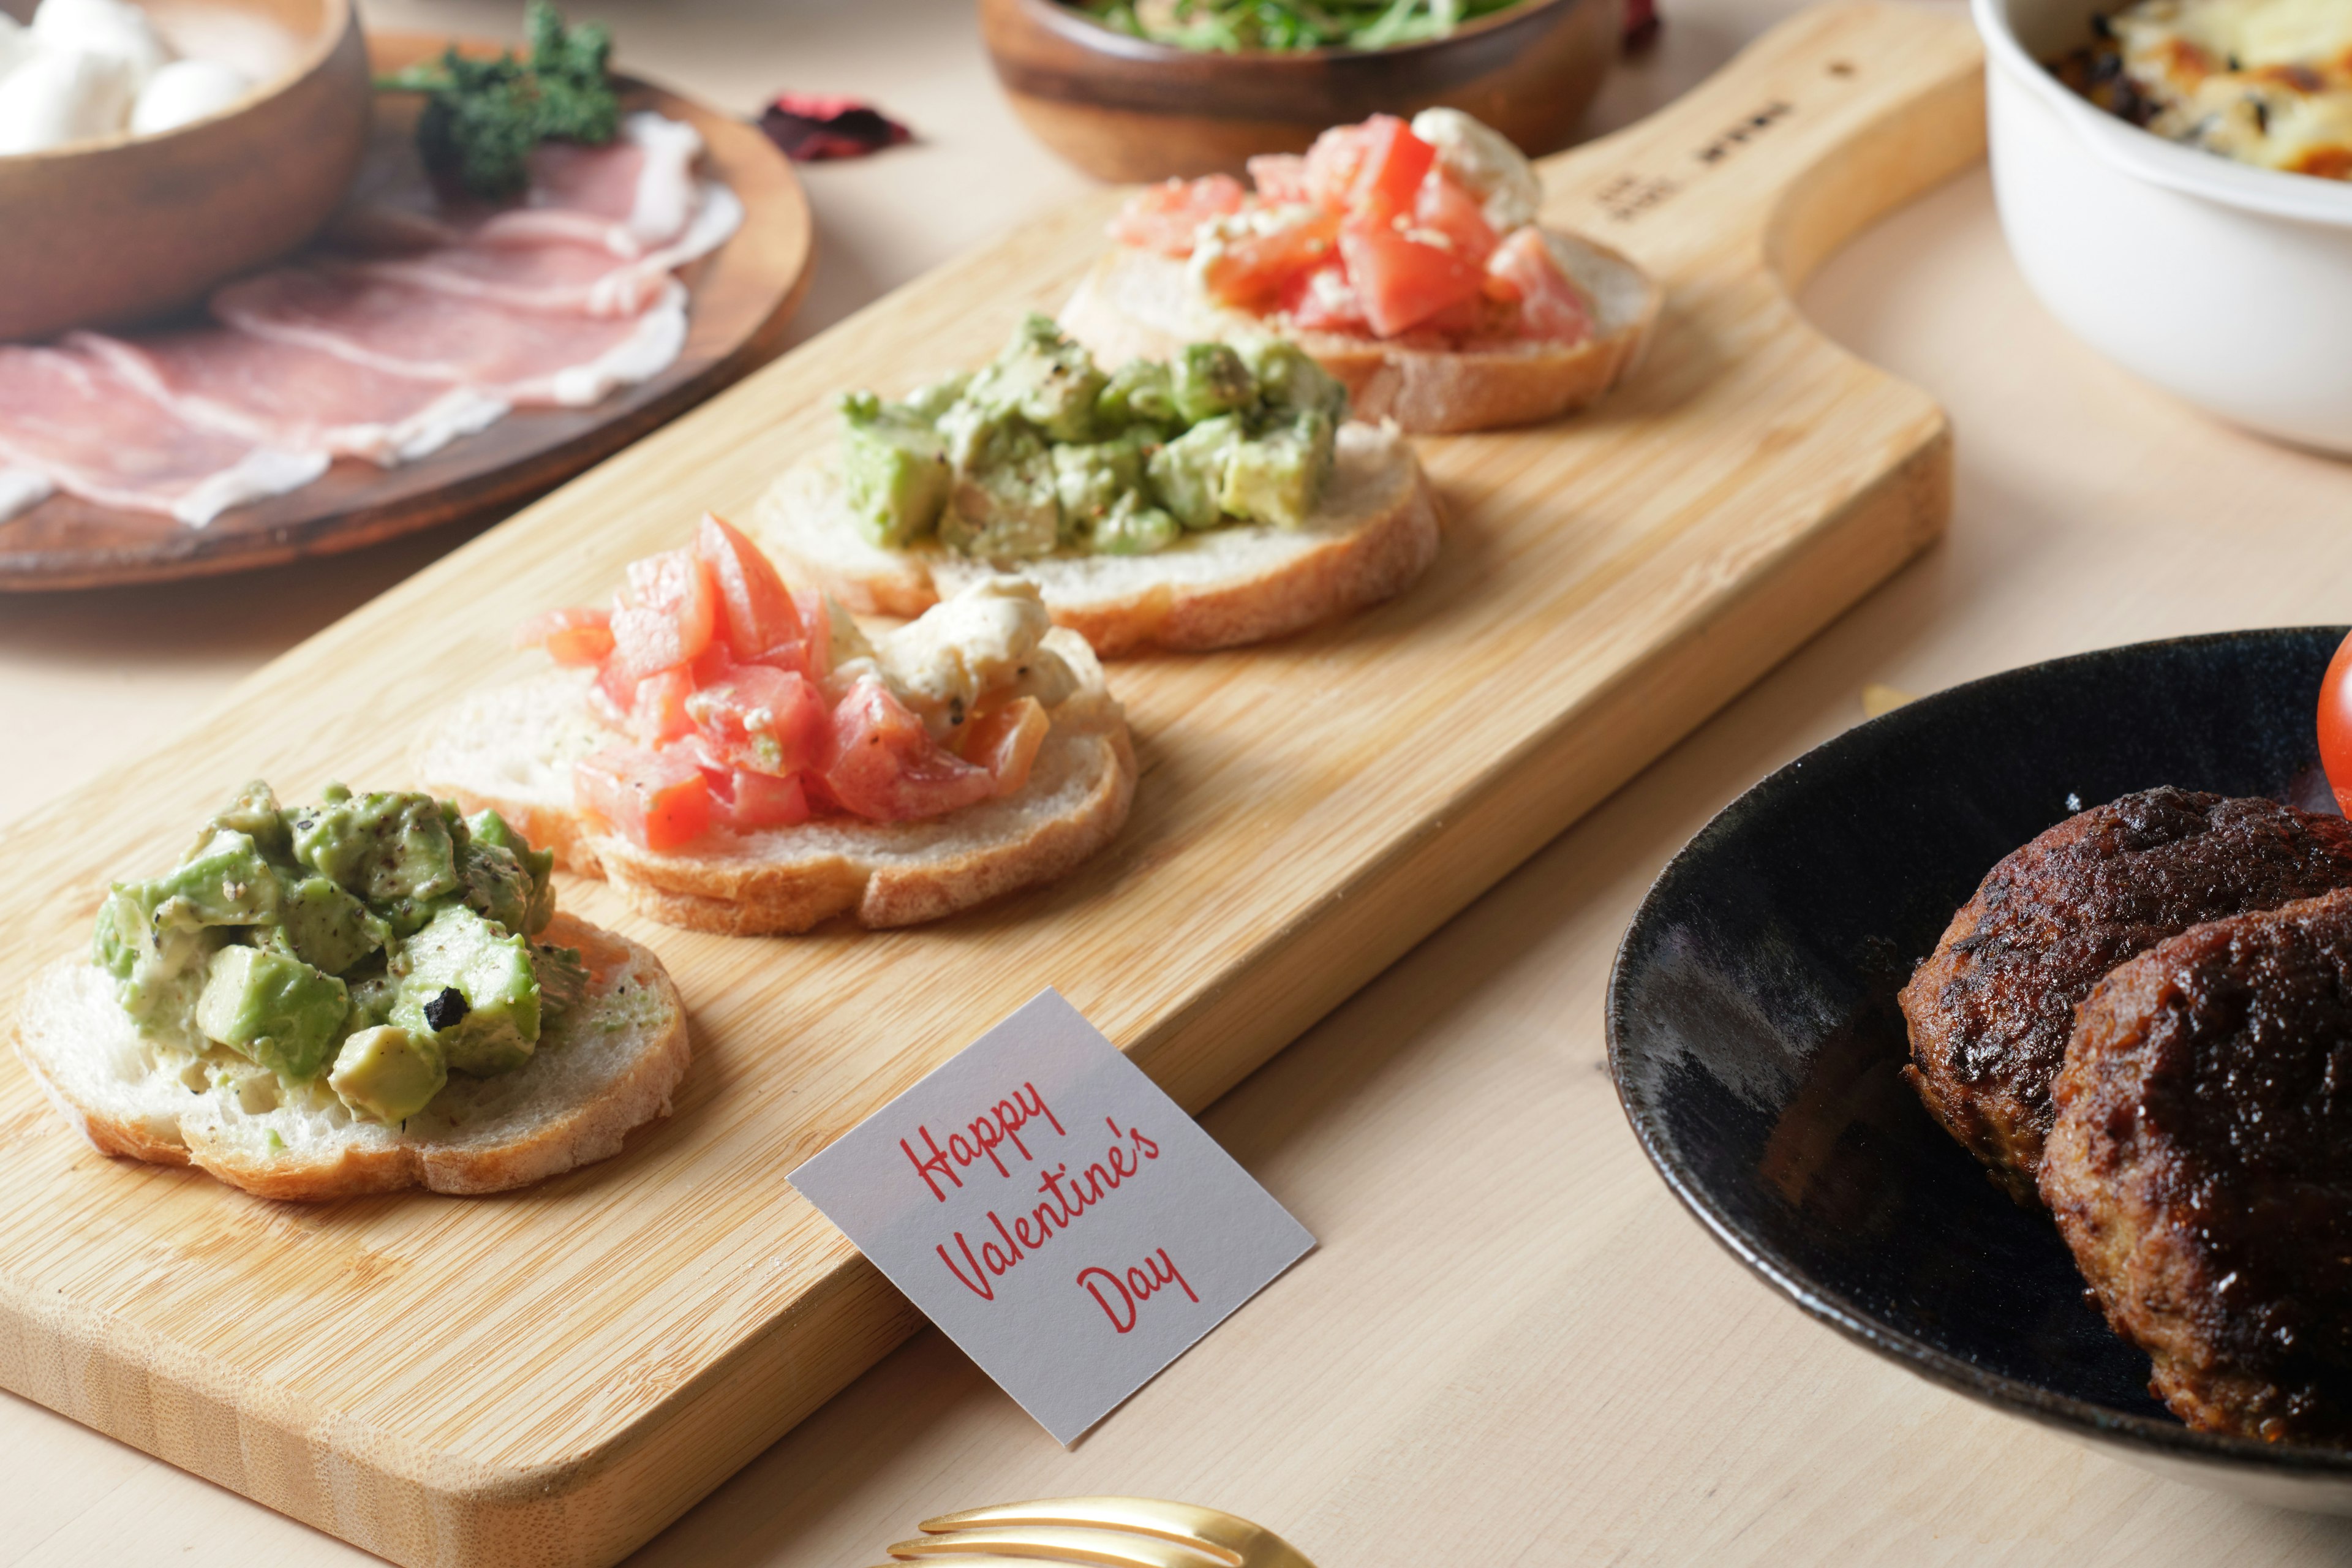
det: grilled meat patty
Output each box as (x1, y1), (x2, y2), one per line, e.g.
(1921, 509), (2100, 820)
(1898, 788), (2352, 1204)
(2044, 889), (2352, 1442)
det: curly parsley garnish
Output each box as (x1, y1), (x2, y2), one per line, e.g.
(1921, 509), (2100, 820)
(375, 1), (620, 200)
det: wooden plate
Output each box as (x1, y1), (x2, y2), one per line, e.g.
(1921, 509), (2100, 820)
(0, 34), (813, 592)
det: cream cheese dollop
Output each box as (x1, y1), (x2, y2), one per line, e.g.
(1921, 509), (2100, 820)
(1410, 108), (1542, 233)
(873, 577), (1077, 739)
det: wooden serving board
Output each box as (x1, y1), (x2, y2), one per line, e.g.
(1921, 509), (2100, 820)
(0, 37), (814, 592)
(0, 6), (1978, 1564)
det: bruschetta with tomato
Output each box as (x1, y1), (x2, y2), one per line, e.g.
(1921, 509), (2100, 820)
(413, 515), (1137, 935)
(1061, 110), (1661, 435)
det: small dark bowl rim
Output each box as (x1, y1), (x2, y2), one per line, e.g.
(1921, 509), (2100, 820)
(1006, 0), (1574, 69)
(1605, 626), (2352, 1482)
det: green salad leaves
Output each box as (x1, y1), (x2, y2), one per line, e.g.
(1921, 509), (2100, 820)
(1069, 0), (1531, 52)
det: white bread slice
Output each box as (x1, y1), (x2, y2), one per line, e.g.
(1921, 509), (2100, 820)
(15, 912), (690, 1201)
(754, 420), (1442, 656)
(1059, 230), (1661, 435)
(412, 633), (1139, 935)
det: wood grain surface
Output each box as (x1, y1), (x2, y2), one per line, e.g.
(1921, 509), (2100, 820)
(0, 36), (815, 592)
(0, 6), (1977, 1564)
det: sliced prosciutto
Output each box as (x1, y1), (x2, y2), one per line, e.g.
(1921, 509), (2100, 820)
(328, 111), (706, 260)
(72, 330), (509, 466)
(344, 181), (743, 318)
(213, 269), (688, 409)
(0, 345), (325, 526)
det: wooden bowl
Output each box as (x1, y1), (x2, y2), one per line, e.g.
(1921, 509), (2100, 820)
(0, 0), (370, 341)
(977, 0), (1619, 181)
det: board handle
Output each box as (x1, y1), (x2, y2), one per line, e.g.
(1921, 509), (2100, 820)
(1540, 2), (1987, 296)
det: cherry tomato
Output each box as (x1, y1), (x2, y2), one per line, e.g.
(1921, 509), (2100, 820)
(1346, 115), (1436, 222)
(514, 606), (613, 666)
(959, 697), (1050, 797)
(707, 767), (811, 832)
(1197, 208), (1342, 312)
(607, 548), (718, 682)
(686, 664), (829, 776)
(1412, 171), (1499, 266)
(1302, 122), (1378, 212)
(824, 676), (995, 822)
(2320, 630), (2352, 813)
(1107, 175), (1246, 258)
(696, 512), (805, 665)
(575, 745), (711, 851)
(1246, 153), (1312, 205)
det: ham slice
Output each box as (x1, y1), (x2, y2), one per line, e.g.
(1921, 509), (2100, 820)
(328, 111), (704, 260)
(0, 345), (326, 526)
(213, 269), (688, 409)
(70, 330), (509, 467)
(343, 179), (744, 318)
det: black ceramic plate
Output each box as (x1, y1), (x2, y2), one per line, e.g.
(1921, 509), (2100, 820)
(1608, 628), (2352, 1511)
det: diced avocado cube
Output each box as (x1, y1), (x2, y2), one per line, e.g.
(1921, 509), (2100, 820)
(939, 425), (1062, 559)
(1170, 343), (1258, 426)
(452, 835), (536, 937)
(1051, 432), (1152, 541)
(184, 780), (292, 865)
(898, 372), (970, 423)
(1096, 359), (1178, 432)
(391, 903), (541, 1077)
(93, 883), (224, 1043)
(148, 829), (284, 929)
(1090, 492), (1183, 556)
(840, 393), (952, 549)
(281, 876), (389, 976)
(532, 941), (590, 1023)
(964, 313), (1106, 442)
(467, 809), (557, 935)
(1220, 410), (1335, 530)
(195, 944), (350, 1082)
(1243, 339), (1348, 420)
(1148, 414), (1243, 530)
(346, 968), (400, 1031)
(287, 790), (459, 924)
(328, 1025), (448, 1124)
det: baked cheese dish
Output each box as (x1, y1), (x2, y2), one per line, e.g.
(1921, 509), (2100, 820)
(2056, 0), (2352, 179)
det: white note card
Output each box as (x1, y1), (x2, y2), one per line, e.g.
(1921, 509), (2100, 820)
(789, 988), (1316, 1445)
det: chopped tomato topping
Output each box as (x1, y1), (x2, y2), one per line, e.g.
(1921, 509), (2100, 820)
(1302, 122), (1378, 211)
(629, 667), (698, 744)
(607, 548), (717, 683)
(696, 512), (806, 665)
(1107, 175), (1246, 258)
(1412, 172), (1499, 267)
(514, 606), (613, 667)
(1338, 215), (1487, 337)
(1246, 153), (1311, 205)
(575, 745), (711, 852)
(1284, 260), (1368, 333)
(707, 767), (810, 832)
(1346, 115), (1436, 222)
(685, 663), (829, 776)
(960, 698), (1050, 797)
(824, 677), (996, 823)
(1487, 228), (1592, 345)
(1198, 208), (1343, 312)
(793, 589), (833, 679)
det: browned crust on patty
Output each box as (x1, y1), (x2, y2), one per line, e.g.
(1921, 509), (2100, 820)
(2044, 888), (2352, 1442)
(1898, 788), (2352, 1204)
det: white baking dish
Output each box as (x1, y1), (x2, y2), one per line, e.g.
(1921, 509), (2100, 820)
(1975, 0), (2352, 454)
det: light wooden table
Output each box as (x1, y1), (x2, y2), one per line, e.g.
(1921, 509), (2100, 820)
(12, 1), (2352, 1562)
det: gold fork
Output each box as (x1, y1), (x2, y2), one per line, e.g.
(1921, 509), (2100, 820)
(873, 1494), (1319, 1568)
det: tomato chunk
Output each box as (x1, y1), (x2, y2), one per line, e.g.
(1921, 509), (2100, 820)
(515, 606), (613, 667)
(960, 698), (1050, 798)
(824, 677), (995, 823)
(686, 663), (829, 776)
(793, 589), (833, 679)
(2322, 631), (2352, 815)
(629, 667), (698, 744)
(607, 548), (718, 683)
(1198, 208), (1342, 312)
(708, 767), (811, 832)
(1486, 227), (1593, 345)
(1302, 122), (1378, 212)
(1338, 216), (1487, 337)
(1246, 153), (1311, 205)
(1346, 115), (1436, 222)
(696, 513), (805, 665)
(1412, 171), (1499, 267)
(575, 745), (711, 851)
(1107, 175), (1245, 258)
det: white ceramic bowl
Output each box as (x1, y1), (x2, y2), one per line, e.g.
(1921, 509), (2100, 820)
(1975, 0), (2352, 454)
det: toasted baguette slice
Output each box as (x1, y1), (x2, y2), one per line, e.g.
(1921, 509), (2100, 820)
(755, 420), (1442, 655)
(413, 633), (1139, 935)
(16, 913), (689, 1201)
(1060, 230), (1660, 435)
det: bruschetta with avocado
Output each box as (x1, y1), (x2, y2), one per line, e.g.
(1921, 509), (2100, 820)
(755, 312), (1442, 655)
(18, 782), (688, 1200)
(415, 514), (1136, 935)
(1060, 110), (1660, 435)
